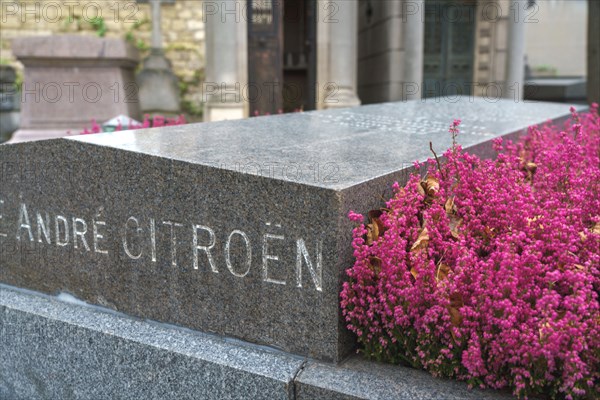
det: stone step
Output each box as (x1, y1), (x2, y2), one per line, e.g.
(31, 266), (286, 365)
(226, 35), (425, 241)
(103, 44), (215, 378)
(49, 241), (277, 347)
(0, 284), (514, 400)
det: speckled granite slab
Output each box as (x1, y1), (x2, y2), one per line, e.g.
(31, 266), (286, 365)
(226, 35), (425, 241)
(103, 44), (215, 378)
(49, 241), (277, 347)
(0, 98), (584, 362)
(295, 354), (514, 400)
(0, 284), (515, 400)
(0, 284), (302, 400)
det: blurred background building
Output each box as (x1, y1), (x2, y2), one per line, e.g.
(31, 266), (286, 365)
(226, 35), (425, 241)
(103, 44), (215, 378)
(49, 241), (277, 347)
(0, 0), (597, 135)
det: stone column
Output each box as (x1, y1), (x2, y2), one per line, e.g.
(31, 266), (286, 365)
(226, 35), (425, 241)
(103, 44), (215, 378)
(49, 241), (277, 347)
(203, 0), (248, 121)
(503, 0), (526, 100)
(588, 0), (600, 104)
(403, 0), (424, 100)
(150, 0), (163, 50)
(318, 0), (361, 109)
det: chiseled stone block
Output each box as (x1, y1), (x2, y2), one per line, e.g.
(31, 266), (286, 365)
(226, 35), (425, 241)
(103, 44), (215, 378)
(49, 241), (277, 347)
(0, 98), (582, 362)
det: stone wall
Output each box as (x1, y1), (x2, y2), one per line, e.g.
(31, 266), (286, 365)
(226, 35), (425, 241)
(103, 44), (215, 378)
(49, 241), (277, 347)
(0, 0), (205, 120)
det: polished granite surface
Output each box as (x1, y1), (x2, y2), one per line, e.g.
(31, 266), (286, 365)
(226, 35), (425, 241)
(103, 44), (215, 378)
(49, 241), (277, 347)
(68, 98), (584, 189)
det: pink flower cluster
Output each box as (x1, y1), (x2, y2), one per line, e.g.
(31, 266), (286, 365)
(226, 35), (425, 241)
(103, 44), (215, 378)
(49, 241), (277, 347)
(80, 114), (187, 135)
(341, 105), (600, 399)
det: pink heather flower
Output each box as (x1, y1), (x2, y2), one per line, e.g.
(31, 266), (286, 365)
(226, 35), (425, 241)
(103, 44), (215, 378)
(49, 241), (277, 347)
(90, 119), (101, 134)
(341, 107), (600, 399)
(80, 114), (186, 135)
(348, 211), (364, 223)
(492, 137), (503, 152)
(142, 114), (151, 128)
(153, 115), (165, 127)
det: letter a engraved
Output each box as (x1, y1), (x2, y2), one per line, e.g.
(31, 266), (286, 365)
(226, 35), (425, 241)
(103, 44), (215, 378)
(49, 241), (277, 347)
(16, 203), (33, 242)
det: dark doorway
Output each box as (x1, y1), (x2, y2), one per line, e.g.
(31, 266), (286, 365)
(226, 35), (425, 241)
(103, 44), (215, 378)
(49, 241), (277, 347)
(283, 0), (317, 112)
(423, 0), (476, 98)
(247, 1), (284, 115)
(247, 0), (317, 115)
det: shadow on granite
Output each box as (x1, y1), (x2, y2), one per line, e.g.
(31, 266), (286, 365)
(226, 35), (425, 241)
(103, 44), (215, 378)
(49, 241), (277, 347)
(296, 356), (515, 400)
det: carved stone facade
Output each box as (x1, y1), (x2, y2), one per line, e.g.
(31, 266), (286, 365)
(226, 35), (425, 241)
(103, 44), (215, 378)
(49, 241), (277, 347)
(357, 0), (528, 103)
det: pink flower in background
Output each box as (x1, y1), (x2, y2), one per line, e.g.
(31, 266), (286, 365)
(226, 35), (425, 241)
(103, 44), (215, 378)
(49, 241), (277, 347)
(80, 114), (187, 135)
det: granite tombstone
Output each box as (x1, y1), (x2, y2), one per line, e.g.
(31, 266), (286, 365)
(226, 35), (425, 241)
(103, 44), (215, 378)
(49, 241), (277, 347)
(0, 97), (584, 364)
(9, 35), (141, 143)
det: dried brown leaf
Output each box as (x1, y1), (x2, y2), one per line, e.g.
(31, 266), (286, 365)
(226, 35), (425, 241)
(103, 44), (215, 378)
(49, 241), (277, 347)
(411, 227), (430, 252)
(410, 266), (418, 280)
(369, 257), (382, 274)
(574, 264), (586, 271)
(483, 226), (496, 240)
(448, 293), (464, 327)
(365, 224), (376, 245)
(445, 197), (456, 215)
(526, 162), (537, 174)
(368, 209), (387, 238)
(449, 292), (464, 308)
(527, 215), (543, 227)
(425, 176), (440, 197)
(539, 322), (550, 341)
(448, 215), (463, 239)
(370, 220), (379, 241)
(449, 307), (462, 327)
(436, 263), (451, 282)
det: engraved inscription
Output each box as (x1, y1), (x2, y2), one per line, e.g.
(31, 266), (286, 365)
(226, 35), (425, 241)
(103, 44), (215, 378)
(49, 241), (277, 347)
(2, 200), (324, 292)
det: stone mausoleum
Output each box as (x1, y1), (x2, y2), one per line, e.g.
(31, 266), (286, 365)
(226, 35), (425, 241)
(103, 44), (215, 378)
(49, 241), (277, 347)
(203, 0), (531, 120)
